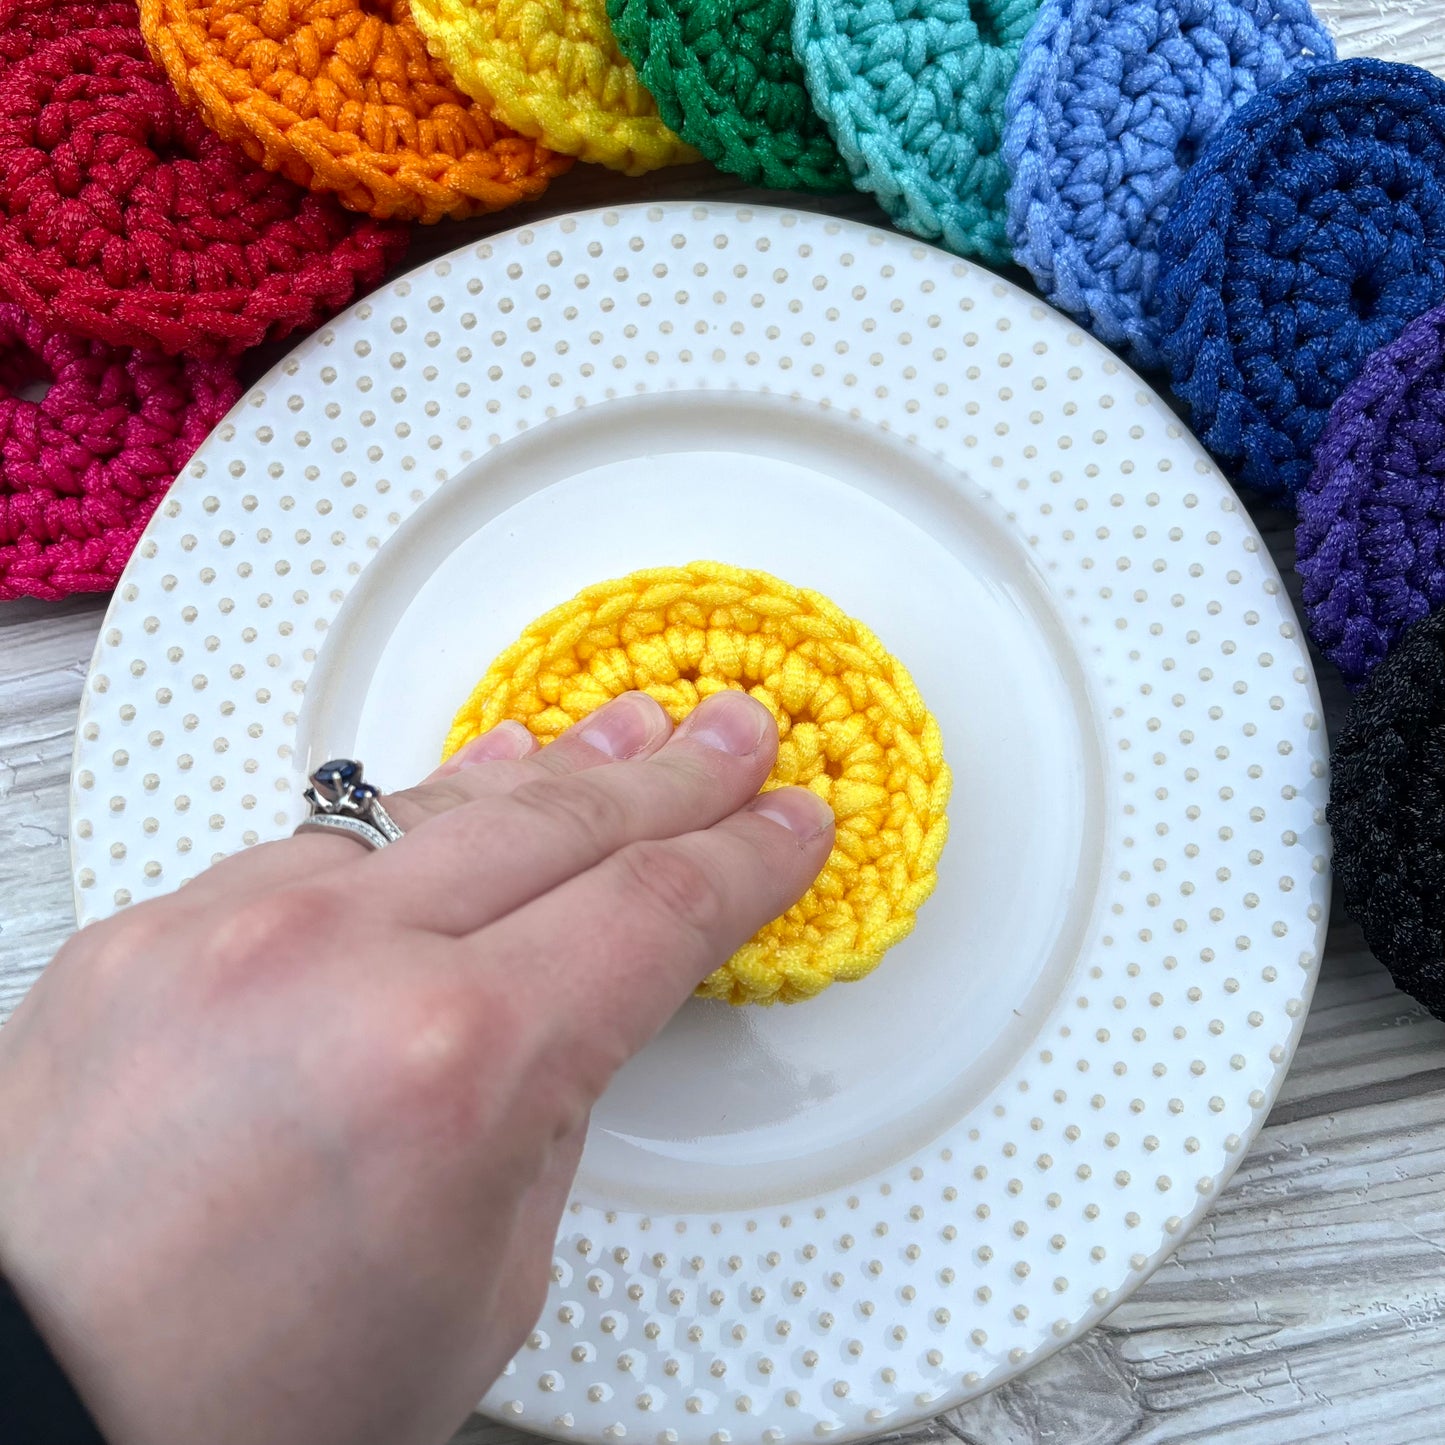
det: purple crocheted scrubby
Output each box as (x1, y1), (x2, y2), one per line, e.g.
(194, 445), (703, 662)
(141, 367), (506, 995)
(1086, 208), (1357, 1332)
(1297, 301), (1445, 689)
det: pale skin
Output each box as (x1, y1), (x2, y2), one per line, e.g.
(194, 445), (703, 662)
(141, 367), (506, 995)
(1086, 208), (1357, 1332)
(0, 689), (834, 1445)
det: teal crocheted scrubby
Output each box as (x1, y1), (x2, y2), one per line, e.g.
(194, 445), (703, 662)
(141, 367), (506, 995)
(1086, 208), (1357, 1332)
(608, 0), (850, 192)
(793, 0), (1039, 263)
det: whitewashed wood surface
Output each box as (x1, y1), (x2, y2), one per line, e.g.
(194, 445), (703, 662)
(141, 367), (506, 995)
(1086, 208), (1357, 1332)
(4, 7), (1445, 1442)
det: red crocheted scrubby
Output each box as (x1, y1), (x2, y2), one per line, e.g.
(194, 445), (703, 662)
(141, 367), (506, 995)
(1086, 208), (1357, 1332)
(0, 0), (144, 49)
(0, 304), (239, 601)
(0, 0), (409, 356)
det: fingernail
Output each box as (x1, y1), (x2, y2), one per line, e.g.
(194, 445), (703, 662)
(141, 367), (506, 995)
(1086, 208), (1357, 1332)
(576, 692), (668, 760)
(747, 787), (834, 840)
(680, 691), (770, 756)
(457, 720), (535, 765)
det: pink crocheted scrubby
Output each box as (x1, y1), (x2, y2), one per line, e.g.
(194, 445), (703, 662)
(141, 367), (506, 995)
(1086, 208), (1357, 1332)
(0, 304), (238, 600)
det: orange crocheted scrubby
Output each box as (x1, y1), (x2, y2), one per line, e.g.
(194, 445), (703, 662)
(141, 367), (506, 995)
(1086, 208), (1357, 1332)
(138, 0), (572, 222)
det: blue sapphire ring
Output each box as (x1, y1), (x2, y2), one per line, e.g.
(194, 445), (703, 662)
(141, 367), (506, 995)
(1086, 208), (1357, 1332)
(295, 759), (405, 851)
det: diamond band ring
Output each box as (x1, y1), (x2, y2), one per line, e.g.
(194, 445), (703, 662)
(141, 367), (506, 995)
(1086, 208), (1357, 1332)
(295, 759), (404, 851)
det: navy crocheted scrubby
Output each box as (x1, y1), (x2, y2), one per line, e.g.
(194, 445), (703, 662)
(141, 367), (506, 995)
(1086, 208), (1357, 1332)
(1157, 59), (1445, 499)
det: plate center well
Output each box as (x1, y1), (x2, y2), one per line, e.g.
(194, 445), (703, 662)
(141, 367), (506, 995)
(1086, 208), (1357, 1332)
(301, 392), (1106, 1211)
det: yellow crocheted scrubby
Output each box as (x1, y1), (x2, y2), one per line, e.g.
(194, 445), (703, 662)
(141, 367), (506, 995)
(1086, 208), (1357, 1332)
(139, 0), (572, 222)
(408, 0), (698, 172)
(443, 562), (951, 1005)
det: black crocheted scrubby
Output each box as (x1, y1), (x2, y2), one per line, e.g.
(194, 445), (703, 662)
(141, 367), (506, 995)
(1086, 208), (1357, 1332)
(1330, 607), (1445, 1018)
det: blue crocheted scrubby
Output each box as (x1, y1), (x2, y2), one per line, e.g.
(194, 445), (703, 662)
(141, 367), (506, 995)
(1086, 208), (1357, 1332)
(1156, 59), (1445, 499)
(793, 0), (1040, 264)
(1003, 0), (1333, 371)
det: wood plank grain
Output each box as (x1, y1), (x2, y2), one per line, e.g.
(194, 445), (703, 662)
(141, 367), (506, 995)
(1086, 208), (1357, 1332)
(1319, 0), (1445, 72)
(0, 597), (103, 1020)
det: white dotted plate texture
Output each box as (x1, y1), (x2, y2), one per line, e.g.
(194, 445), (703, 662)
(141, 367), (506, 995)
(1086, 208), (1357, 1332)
(70, 203), (1329, 1445)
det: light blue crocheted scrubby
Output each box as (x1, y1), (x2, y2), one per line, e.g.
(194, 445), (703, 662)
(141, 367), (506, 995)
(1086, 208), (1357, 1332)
(1003, 0), (1333, 369)
(794, 0), (1040, 264)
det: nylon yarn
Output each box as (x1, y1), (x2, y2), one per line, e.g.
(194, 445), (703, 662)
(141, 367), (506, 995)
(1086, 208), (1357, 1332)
(1328, 606), (1445, 1021)
(0, 303), (239, 602)
(442, 562), (952, 1006)
(1297, 302), (1445, 690)
(793, 0), (1040, 264)
(409, 0), (698, 172)
(0, 0), (126, 47)
(1156, 59), (1445, 498)
(607, 0), (849, 191)
(1003, 0), (1332, 370)
(139, 0), (571, 222)
(0, 0), (408, 356)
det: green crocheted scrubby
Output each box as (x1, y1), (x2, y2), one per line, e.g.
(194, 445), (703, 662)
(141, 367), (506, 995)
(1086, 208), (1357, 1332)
(607, 0), (850, 192)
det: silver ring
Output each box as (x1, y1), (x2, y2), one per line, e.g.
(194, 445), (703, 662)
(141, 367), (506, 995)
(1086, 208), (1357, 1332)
(296, 759), (404, 852)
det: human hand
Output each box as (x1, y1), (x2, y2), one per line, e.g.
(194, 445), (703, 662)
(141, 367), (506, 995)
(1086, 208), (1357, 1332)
(0, 690), (833, 1445)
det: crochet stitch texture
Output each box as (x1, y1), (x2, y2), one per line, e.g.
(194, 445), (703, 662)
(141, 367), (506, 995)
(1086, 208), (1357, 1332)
(1156, 59), (1445, 498)
(1297, 302), (1445, 690)
(410, 0), (698, 172)
(607, 0), (849, 191)
(442, 562), (952, 1006)
(0, 0), (100, 46)
(1003, 0), (1333, 370)
(0, 303), (238, 602)
(793, 0), (1039, 263)
(0, 0), (408, 356)
(1328, 606), (1445, 1021)
(140, 0), (571, 223)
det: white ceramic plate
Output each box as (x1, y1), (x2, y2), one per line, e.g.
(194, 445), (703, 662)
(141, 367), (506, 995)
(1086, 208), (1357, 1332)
(70, 203), (1330, 1445)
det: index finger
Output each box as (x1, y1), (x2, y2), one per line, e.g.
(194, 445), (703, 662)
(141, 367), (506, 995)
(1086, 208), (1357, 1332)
(180, 694), (671, 904)
(469, 787), (835, 1087)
